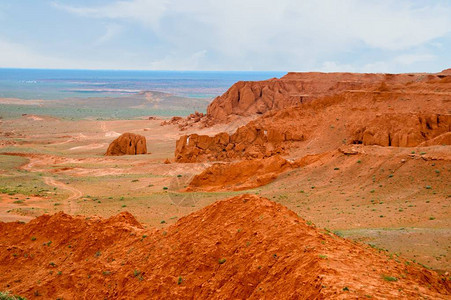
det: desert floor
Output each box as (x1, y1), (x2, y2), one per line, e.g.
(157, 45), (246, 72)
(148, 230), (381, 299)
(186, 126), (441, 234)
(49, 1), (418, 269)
(0, 112), (449, 272)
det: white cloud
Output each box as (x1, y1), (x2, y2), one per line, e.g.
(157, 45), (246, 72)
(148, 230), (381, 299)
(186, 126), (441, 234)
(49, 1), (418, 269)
(319, 62), (357, 73)
(148, 50), (208, 70)
(52, 0), (168, 28)
(394, 54), (436, 65)
(0, 39), (66, 68)
(7, 0), (451, 71)
(95, 24), (124, 45)
(0, 37), (145, 70)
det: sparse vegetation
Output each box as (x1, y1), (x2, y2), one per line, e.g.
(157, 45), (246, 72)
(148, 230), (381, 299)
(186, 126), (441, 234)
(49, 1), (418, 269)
(0, 291), (27, 300)
(382, 275), (398, 282)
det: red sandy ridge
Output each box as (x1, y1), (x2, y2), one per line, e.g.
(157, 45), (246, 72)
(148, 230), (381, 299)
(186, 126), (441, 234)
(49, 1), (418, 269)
(1, 194), (449, 299)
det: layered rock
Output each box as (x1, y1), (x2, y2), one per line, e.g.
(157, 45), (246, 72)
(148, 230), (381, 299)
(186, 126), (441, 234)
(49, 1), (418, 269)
(205, 72), (438, 125)
(175, 124), (304, 162)
(176, 74), (451, 162)
(105, 133), (147, 156)
(186, 153), (327, 191)
(351, 114), (450, 147)
(187, 156), (295, 191)
(161, 111), (204, 130)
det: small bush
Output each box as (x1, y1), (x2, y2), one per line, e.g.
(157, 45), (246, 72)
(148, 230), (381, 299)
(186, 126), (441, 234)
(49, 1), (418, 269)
(0, 291), (27, 300)
(218, 258), (226, 264)
(382, 275), (398, 282)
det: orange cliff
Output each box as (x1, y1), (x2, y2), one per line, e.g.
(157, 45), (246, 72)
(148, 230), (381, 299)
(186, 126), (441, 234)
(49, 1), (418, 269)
(204, 71), (444, 125)
(1, 194), (449, 299)
(176, 72), (451, 163)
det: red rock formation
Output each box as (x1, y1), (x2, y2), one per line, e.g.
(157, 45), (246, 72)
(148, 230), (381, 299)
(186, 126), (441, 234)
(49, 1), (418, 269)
(160, 116), (183, 126)
(204, 72), (438, 125)
(174, 124), (299, 162)
(105, 133), (147, 156)
(439, 68), (451, 75)
(351, 114), (450, 147)
(187, 153), (327, 191)
(418, 132), (451, 146)
(176, 74), (451, 162)
(160, 112), (205, 130)
(1, 194), (449, 299)
(187, 156), (294, 191)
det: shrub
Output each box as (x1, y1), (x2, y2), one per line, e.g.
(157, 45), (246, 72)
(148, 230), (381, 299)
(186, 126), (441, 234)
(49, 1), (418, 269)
(382, 275), (398, 282)
(0, 291), (27, 300)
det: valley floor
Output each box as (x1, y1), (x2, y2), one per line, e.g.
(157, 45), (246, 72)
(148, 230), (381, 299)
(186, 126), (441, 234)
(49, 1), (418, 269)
(0, 114), (449, 271)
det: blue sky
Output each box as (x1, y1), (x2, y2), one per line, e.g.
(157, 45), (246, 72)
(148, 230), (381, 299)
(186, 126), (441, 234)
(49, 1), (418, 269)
(0, 0), (450, 72)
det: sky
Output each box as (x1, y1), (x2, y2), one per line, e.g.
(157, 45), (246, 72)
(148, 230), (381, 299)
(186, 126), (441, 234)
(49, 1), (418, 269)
(0, 0), (450, 72)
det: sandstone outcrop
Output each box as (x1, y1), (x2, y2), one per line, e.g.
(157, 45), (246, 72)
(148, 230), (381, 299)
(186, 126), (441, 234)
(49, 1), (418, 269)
(105, 133), (147, 156)
(161, 111), (204, 130)
(187, 156), (295, 191)
(1, 194), (449, 299)
(186, 153), (327, 191)
(176, 73), (451, 162)
(351, 114), (450, 147)
(204, 72), (440, 125)
(175, 124), (303, 162)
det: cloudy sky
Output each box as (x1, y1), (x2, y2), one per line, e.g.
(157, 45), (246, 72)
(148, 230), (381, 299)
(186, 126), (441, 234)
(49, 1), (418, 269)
(0, 0), (450, 72)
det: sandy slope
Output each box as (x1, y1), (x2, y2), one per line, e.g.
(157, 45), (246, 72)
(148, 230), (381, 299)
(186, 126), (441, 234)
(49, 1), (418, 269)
(0, 194), (449, 299)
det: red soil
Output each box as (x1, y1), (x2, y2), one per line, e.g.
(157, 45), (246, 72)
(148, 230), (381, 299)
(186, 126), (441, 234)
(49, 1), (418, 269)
(0, 194), (449, 299)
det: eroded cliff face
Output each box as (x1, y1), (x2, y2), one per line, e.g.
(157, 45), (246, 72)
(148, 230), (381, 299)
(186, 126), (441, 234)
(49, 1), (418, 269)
(204, 72), (436, 125)
(176, 73), (451, 163)
(351, 114), (450, 147)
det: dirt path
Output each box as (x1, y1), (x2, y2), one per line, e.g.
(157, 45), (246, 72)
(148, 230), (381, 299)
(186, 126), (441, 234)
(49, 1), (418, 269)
(44, 177), (82, 214)
(100, 121), (107, 133)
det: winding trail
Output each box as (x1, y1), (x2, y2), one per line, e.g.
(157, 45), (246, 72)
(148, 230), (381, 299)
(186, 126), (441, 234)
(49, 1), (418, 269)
(44, 177), (82, 214)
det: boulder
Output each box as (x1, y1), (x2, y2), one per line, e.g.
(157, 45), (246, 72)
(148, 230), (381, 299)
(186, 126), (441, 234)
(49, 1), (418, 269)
(105, 133), (147, 156)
